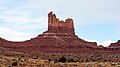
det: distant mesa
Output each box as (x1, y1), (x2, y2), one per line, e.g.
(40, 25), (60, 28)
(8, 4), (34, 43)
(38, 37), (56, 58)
(0, 12), (120, 54)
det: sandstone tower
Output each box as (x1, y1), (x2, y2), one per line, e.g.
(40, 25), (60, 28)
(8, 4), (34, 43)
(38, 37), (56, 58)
(45, 12), (75, 35)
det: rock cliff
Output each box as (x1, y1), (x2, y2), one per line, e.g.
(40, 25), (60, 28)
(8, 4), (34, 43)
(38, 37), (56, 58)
(45, 12), (75, 35)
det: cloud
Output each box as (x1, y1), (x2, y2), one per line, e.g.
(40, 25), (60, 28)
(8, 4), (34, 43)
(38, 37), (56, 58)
(87, 40), (114, 47)
(0, 0), (48, 41)
(24, 0), (120, 26)
(0, 8), (47, 31)
(0, 27), (28, 36)
(0, 0), (5, 3)
(0, 27), (35, 41)
(0, 16), (31, 23)
(0, 15), (46, 24)
(0, 8), (36, 23)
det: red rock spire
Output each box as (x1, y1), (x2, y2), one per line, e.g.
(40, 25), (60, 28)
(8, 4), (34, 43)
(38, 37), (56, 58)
(47, 12), (75, 35)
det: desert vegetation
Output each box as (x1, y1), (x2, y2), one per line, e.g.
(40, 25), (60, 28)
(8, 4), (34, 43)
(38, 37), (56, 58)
(0, 53), (120, 67)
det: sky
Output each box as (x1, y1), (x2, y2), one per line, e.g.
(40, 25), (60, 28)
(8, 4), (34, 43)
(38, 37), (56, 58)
(0, 0), (120, 47)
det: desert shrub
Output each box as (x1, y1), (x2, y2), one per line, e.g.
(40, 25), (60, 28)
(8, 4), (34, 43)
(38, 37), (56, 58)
(21, 55), (24, 58)
(8, 65), (12, 67)
(33, 55), (38, 59)
(18, 58), (21, 60)
(104, 60), (107, 62)
(80, 59), (84, 62)
(48, 59), (52, 63)
(92, 59), (96, 62)
(12, 61), (18, 66)
(58, 56), (66, 63)
(108, 59), (111, 62)
(68, 58), (75, 62)
(85, 59), (89, 62)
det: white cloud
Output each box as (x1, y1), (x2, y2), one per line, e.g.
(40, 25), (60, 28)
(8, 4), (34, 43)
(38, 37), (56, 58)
(87, 40), (114, 47)
(0, 27), (35, 41)
(0, 16), (31, 23)
(0, 0), (5, 3)
(0, 10), (33, 24)
(0, 27), (28, 35)
(0, 1), (47, 41)
(0, 10), (47, 31)
(98, 40), (114, 47)
(23, 0), (120, 27)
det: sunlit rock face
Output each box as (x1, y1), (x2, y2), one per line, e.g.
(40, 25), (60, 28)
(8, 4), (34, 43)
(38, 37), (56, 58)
(44, 12), (75, 35)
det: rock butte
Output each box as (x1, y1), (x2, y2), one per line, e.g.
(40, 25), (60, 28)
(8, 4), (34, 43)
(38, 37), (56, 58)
(0, 12), (120, 54)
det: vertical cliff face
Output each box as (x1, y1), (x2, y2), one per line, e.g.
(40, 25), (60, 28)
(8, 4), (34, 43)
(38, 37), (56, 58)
(45, 12), (75, 35)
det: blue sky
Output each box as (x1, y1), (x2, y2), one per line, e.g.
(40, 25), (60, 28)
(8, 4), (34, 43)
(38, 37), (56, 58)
(0, 0), (120, 46)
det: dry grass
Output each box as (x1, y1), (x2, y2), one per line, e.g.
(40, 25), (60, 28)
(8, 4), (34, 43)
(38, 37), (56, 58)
(0, 55), (120, 67)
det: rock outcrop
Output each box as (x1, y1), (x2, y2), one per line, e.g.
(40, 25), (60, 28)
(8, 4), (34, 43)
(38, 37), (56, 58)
(45, 12), (75, 35)
(109, 40), (120, 48)
(0, 12), (120, 55)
